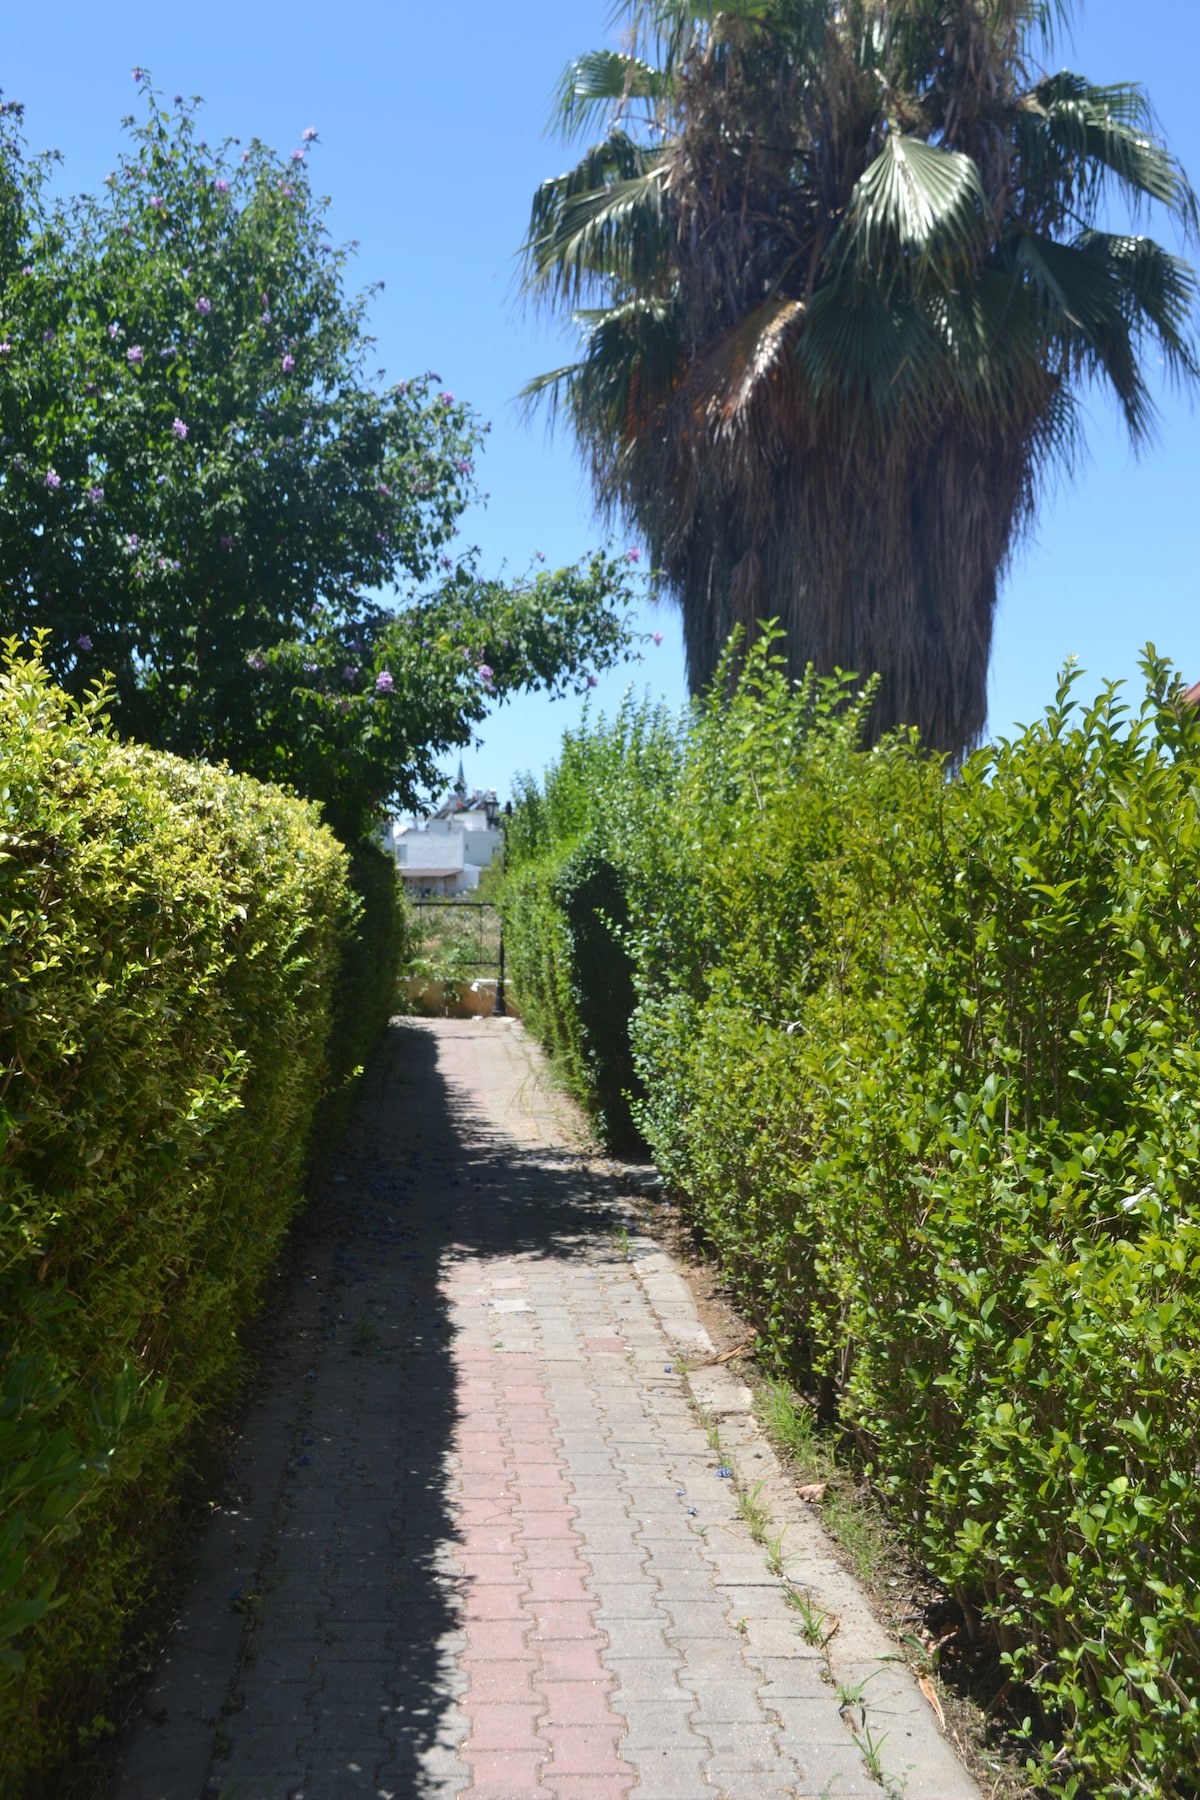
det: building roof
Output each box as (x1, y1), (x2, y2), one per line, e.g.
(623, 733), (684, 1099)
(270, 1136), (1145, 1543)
(399, 867), (462, 882)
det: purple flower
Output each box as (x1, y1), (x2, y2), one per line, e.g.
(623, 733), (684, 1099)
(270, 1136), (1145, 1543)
(45, 469), (61, 490)
(127, 533), (139, 548)
(440, 555), (453, 570)
(625, 546), (641, 562)
(535, 550), (545, 562)
(653, 631), (664, 646)
(77, 634), (93, 651)
(479, 665), (495, 691)
(303, 661), (318, 673)
(378, 482), (391, 497)
(438, 391), (455, 406)
(338, 697), (350, 713)
(302, 127), (318, 141)
(342, 665), (358, 682)
(587, 674), (599, 688)
(0, 343), (10, 355)
(150, 194), (164, 209)
(248, 653), (265, 670)
(291, 148), (306, 161)
(214, 178), (230, 193)
(108, 322), (119, 339)
(132, 66), (144, 80)
(220, 534), (235, 549)
(21, 266), (32, 277)
(42, 329), (54, 345)
(455, 459), (473, 475)
(127, 345), (143, 365)
(281, 353), (295, 372)
(88, 485), (105, 503)
(172, 417), (189, 440)
(375, 670), (394, 693)
(195, 296), (212, 316)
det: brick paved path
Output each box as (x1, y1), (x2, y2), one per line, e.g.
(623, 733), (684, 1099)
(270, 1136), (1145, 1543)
(112, 1018), (979, 1800)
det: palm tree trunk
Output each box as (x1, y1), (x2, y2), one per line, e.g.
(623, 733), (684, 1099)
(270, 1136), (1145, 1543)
(673, 418), (1030, 756)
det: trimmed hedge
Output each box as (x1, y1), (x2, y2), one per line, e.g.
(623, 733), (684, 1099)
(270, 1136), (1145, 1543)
(0, 646), (400, 1788)
(500, 699), (681, 1151)
(502, 639), (1200, 1797)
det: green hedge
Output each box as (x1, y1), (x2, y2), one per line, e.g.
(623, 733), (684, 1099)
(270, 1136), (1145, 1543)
(0, 645), (399, 1788)
(503, 639), (1200, 1796)
(321, 837), (409, 1148)
(499, 699), (681, 1151)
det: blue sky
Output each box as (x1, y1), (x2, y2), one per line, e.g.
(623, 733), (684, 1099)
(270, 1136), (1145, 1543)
(5, 2), (1198, 804)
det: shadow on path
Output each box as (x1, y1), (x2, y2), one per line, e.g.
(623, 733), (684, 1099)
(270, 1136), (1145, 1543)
(113, 1018), (618, 1799)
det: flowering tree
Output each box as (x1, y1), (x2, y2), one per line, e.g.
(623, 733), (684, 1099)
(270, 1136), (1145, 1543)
(0, 80), (639, 837)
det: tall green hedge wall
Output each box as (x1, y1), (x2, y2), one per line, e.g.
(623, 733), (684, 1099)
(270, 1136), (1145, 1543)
(499, 699), (682, 1152)
(501, 639), (1200, 1797)
(0, 646), (402, 1788)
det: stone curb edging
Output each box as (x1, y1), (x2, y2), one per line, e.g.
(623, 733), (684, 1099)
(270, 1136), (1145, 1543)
(615, 1217), (983, 1800)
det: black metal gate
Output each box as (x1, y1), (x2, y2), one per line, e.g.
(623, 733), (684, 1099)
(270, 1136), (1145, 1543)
(408, 899), (506, 1013)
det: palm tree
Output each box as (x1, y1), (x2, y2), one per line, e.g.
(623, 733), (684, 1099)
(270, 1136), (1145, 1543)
(523, 0), (1198, 754)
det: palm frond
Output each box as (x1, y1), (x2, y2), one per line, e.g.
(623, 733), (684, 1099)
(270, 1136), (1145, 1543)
(1007, 225), (1149, 433)
(932, 267), (1049, 423)
(1024, 73), (1198, 230)
(517, 363), (583, 430)
(705, 296), (805, 425)
(525, 293), (683, 451)
(1075, 230), (1200, 382)
(799, 272), (949, 429)
(551, 51), (671, 140)
(1025, 0), (1076, 48)
(524, 134), (669, 307)
(835, 132), (993, 292)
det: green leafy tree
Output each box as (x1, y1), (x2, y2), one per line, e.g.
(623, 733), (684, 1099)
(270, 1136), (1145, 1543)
(0, 80), (639, 836)
(524, 0), (1199, 754)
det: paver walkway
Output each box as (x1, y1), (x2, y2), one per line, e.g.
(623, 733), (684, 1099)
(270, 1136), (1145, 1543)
(112, 1017), (981, 1800)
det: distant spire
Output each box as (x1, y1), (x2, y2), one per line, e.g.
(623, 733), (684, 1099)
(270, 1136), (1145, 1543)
(454, 756), (466, 799)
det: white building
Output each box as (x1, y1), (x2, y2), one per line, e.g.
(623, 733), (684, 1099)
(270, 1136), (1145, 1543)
(389, 785), (503, 897)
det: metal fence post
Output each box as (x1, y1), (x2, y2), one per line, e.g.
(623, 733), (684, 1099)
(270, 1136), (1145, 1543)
(491, 929), (506, 1018)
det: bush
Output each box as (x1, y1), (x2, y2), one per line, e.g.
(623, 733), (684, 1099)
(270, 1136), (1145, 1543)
(510, 636), (1200, 1795)
(499, 697), (681, 1150)
(0, 644), (358, 1787)
(320, 839), (408, 1148)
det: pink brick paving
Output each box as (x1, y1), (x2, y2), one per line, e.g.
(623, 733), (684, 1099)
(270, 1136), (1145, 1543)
(111, 1017), (981, 1800)
(443, 1279), (635, 1800)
